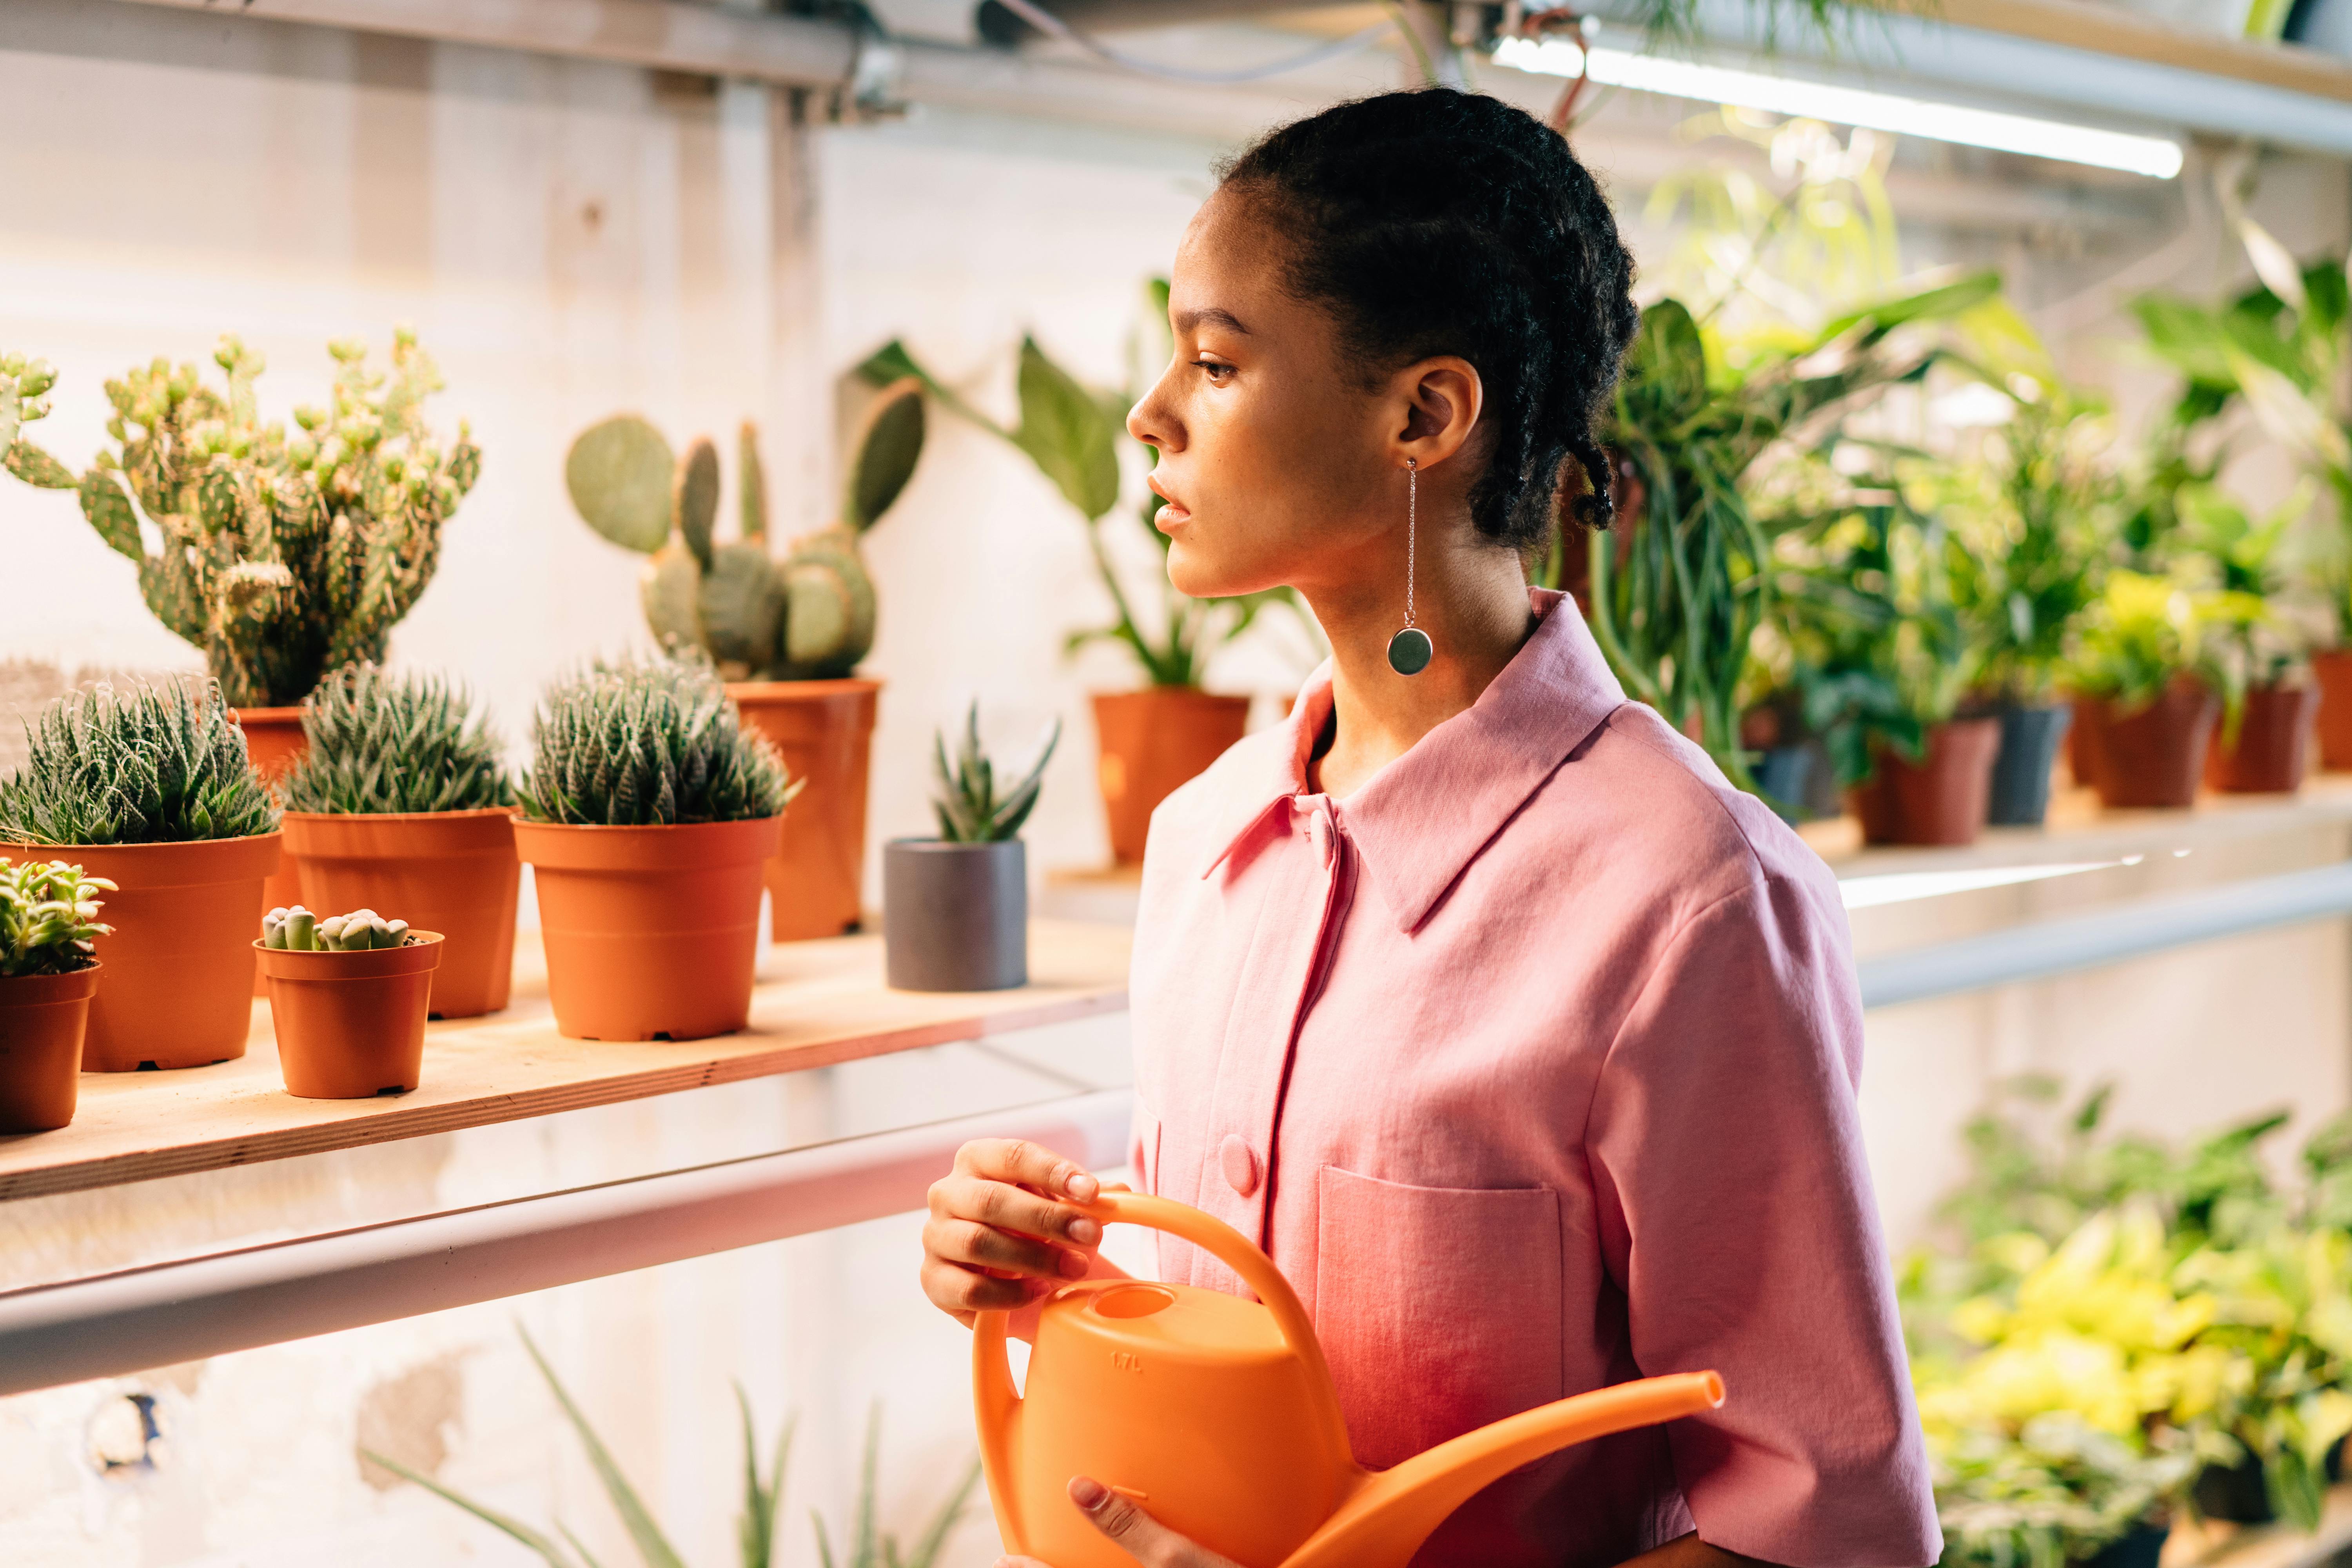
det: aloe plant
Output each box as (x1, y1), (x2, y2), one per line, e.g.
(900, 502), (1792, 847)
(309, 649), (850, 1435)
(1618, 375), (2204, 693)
(368, 1327), (980, 1568)
(931, 704), (1059, 844)
(0, 680), (280, 845)
(279, 664), (514, 815)
(519, 659), (796, 828)
(0, 858), (114, 978)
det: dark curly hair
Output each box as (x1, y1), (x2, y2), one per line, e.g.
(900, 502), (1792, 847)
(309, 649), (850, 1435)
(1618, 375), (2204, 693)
(1218, 88), (1640, 546)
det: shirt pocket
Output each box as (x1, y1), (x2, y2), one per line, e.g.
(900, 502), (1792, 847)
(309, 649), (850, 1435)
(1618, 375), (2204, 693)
(1314, 1165), (1564, 1471)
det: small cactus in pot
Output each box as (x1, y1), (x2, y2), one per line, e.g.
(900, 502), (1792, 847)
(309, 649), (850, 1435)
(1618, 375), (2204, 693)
(255, 903), (443, 1098)
(563, 379), (924, 680)
(263, 904), (416, 951)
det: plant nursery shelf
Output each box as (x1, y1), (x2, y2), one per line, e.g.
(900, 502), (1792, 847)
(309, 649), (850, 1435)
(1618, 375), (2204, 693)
(0, 919), (1132, 1203)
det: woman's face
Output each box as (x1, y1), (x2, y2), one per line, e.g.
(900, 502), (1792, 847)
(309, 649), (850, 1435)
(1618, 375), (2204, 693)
(1127, 191), (1446, 602)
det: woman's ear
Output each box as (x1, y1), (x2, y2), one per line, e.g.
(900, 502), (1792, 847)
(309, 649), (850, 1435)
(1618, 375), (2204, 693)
(1391, 356), (1483, 472)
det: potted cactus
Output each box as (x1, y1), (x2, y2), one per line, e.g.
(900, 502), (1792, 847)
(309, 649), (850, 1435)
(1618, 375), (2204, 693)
(565, 395), (919, 941)
(885, 704), (1059, 993)
(0, 859), (114, 1131)
(512, 659), (795, 1042)
(0, 681), (281, 1070)
(2, 333), (481, 918)
(255, 904), (443, 1098)
(277, 665), (519, 1018)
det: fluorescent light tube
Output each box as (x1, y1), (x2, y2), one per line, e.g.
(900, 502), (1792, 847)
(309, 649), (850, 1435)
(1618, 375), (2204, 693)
(1492, 35), (2185, 178)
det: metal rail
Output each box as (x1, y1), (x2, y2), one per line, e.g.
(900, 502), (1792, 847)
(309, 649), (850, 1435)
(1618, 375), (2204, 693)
(5, 861), (2351, 1396)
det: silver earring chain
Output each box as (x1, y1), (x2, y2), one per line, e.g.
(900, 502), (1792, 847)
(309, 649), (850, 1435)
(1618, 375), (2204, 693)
(1404, 457), (1417, 630)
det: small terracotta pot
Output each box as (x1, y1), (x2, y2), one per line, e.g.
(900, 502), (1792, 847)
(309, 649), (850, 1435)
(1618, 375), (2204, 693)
(283, 808), (520, 1017)
(256, 933), (443, 1098)
(1092, 689), (1250, 866)
(2074, 679), (2221, 809)
(2, 835), (281, 1071)
(0, 966), (100, 1131)
(514, 815), (782, 1041)
(2309, 649), (2352, 771)
(728, 680), (880, 942)
(2207, 681), (2319, 794)
(1845, 718), (2001, 846)
(232, 705), (310, 978)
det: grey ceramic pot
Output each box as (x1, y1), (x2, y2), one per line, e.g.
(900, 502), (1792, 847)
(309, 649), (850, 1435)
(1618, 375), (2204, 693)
(1985, 702), (2072, 826)
(882, 838), (1027, 992)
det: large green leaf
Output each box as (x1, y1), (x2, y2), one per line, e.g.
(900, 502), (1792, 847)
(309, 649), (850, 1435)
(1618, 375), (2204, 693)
(1013, 337), (1122, 521)
(1626, 299), (1710, 423)
(518, 1326), (690, 1568)
(844, 379), (926, 532)
(1820, 269), (2002, 347)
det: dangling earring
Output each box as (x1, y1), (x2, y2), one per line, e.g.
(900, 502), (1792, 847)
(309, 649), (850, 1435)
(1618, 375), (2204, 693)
(1386, 457), (1433, 676)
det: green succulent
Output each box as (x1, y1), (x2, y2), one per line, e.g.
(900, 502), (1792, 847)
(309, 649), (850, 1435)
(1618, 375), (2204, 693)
(0, 858), (115, 978)
(519, 658), (797, 827)
(931, 703), (1059, 843)
(263, 903), (412, 950)
(0, 680), (281, 845)
(279, 664), (514, 815)
(2, 333), (481, 709)
(566, 393), (921, 681)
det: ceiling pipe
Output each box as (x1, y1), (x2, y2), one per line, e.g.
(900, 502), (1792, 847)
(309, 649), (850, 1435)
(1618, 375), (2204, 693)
(973, 0), (1322, 47)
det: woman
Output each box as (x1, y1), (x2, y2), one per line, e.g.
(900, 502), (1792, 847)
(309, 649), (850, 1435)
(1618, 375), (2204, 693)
(922, 88), (1937, 1568)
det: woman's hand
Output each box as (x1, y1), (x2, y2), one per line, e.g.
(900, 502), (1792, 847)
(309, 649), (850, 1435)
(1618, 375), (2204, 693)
(922, 1138), (1105, 1325)
(995, 1477), (1244, 1568)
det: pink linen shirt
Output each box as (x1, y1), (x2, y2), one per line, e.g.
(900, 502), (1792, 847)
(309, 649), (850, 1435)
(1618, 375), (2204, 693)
(1127, 589), (1939, 1568)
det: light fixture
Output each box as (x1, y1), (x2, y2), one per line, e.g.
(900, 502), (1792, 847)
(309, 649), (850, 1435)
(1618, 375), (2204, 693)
(1492, 35), (2185, 179)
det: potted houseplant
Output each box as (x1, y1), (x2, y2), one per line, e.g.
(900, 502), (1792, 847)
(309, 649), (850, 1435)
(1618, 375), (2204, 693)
(1771, 445), (1998, 846)
(867, 297), (1317, 866)
(1945, 383), (2115, 826)
(512, 658), (794, 1042)
(884, 704), (1060, 993)
(2065, 572), (2225, 811)
(277, 664), (519, 1018)
(0, 681), (281, 1070)
(0, 858), (114, 1132)
(564, 397), (919, 940)
(2175, 482), (2319, 794)
(255, 904), (443, 1098)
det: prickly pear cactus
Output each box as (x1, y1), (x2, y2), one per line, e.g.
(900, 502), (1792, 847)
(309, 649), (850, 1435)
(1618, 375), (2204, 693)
(0, 354), (76, 492)
(2, 334), (481, 709)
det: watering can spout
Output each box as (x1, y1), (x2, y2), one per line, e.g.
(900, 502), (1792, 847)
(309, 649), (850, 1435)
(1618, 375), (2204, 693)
(1279, 1370), (1727, 1568)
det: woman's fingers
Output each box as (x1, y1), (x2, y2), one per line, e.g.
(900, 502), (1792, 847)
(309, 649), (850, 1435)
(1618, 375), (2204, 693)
(920, 1139), (1105, 1323)
(961, 1137), (1102, 1204)
(1044, 1476), (1247, 1568)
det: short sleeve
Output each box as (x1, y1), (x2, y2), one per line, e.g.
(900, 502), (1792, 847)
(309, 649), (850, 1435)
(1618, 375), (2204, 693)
(1587, 875), (1940, 1568)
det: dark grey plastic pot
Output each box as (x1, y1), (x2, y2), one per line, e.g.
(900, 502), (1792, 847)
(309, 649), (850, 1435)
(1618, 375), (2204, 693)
(1751, 745), (1815, 824)
(1986, 702), (2072, 826)
(882, 838), (1027, 992)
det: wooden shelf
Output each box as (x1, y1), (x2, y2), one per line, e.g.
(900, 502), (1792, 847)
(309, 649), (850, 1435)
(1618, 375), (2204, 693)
(0, 919), (1132, 1204)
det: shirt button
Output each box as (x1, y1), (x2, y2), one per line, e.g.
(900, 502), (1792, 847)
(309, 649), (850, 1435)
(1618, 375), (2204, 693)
(1219, 1134), (1260, 1198)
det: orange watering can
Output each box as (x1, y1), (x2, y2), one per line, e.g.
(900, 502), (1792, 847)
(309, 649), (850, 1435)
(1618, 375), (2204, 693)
(975, 1189), (1724, 1568)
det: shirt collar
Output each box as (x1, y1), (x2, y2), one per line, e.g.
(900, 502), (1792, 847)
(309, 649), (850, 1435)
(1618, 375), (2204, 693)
(1198, 588), (1627, 932)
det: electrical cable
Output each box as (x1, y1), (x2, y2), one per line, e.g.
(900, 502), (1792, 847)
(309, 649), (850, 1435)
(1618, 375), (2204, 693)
(986, 0), (1397, 85)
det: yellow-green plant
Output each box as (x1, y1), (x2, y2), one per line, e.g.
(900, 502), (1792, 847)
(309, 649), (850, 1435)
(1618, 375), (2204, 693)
(2064, 571), (2223, 712)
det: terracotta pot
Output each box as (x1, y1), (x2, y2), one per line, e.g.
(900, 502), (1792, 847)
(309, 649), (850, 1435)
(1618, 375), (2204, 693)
(232, 705), (310, 960)
(1985, 702), (2073, 827)
(256, 932), (443, 1098)
(283, 808), (520, 1018)
(0, 966), (100, 1131)
(1092, 689), (1250, 866)
(2207, 682), (2318, 795)
(1845, 718), (2000, 846)
(727, 680), (879, 942)
(2075, 680), (2221, 809)
(1, 835), (281, 1071)
(2310, 650), (2352, 771)
(514, 815), (782, 1041)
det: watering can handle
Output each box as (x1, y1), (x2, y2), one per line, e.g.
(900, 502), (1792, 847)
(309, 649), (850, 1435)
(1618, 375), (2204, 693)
(1074, 1189), (1327, 1366)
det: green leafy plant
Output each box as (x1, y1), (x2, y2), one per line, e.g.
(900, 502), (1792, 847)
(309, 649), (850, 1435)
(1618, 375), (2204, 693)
(278, 664), (514, 815)
(0, 680), (280, 845)
(262, 904), (412, 950)
(3, 333), (481, 708)
(519, 659), (796, 827)
(368, 1327), (980, 1568)
(865, 287), (1312, 690)
(931, 703), (1060, 843)
(0, 859), (114, 978)
(2064, 570), (2225, 713)
(566, 394), (920, 681)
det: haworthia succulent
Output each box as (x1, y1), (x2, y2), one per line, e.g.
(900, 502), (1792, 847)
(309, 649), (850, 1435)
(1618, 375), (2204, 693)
(279, 664), (515, 815)
(518, 657), (796, 827)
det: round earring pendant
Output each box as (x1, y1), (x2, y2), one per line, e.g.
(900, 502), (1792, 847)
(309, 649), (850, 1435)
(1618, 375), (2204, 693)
(1386, 626), (1434, 676)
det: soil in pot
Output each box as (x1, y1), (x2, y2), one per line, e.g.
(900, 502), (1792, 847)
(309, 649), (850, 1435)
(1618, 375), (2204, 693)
(728, 680), (879, 942)
(883, 838), (1027, 992)
(2206, 682), (2319, 794)
(2075, 680), (2221, 810)
(1845, 718), (2000, 847)
(257, 933), (443, 1098)
(5, 835), (281, 1071)
(2314, 649), (2352, 771)
(233, 706), (310, 964)
(0, 967), (101, 1132)
(1093, 689), (1250, 866)
(1985, 702), (2073, 827)
(515, 815), (781, 1042)
(285, 808), (519, 1018)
